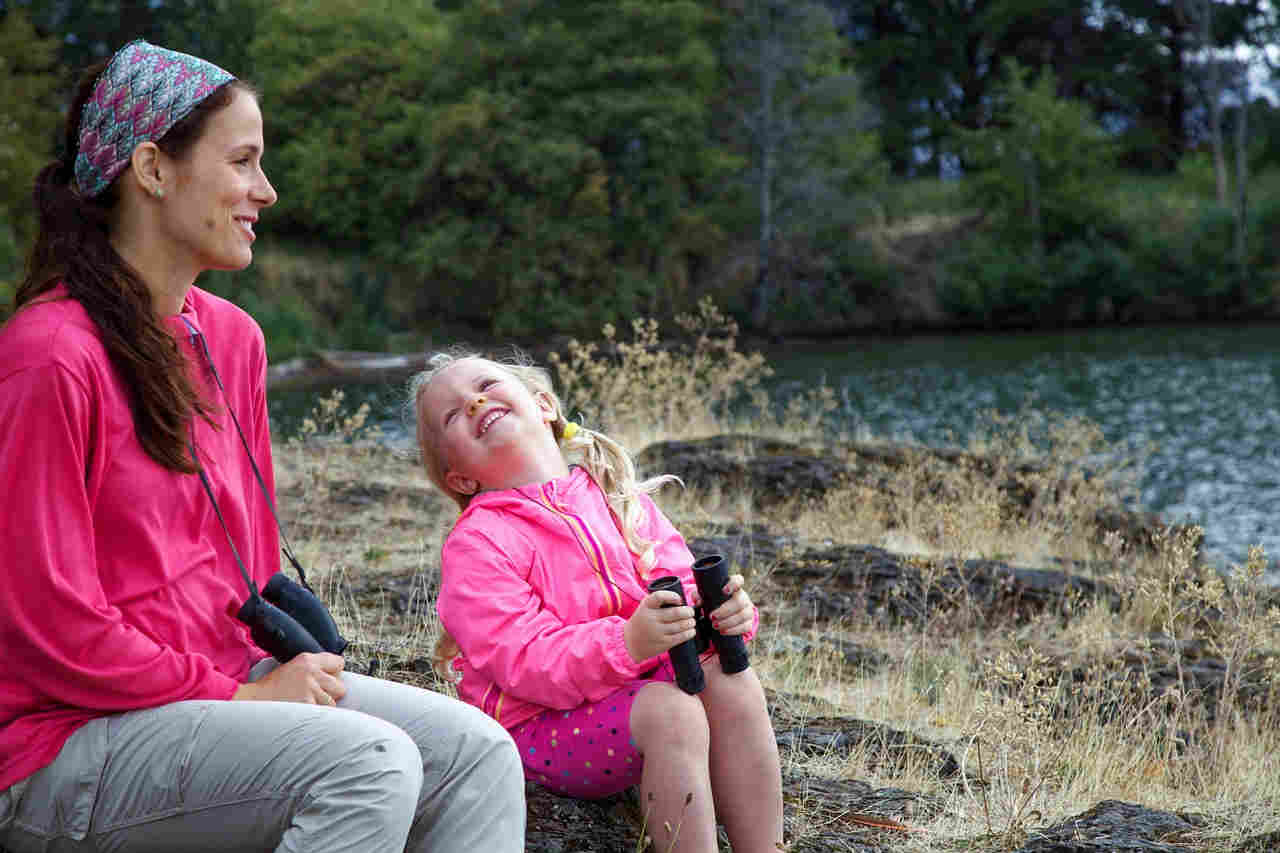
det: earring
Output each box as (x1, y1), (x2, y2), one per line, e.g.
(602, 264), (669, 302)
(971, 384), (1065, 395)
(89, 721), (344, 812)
(153, 188), (164, 199)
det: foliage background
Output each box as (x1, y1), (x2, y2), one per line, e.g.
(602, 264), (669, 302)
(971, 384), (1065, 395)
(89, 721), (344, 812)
(2, 0), (1279, 356)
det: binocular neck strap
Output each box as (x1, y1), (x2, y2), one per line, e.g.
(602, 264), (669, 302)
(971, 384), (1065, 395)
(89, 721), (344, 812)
(180, 316), (313, 593)
(190, 437), (261, 600)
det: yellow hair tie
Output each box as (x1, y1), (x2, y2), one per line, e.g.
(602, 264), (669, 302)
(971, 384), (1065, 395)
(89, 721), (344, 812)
(560, 421), (580, 441)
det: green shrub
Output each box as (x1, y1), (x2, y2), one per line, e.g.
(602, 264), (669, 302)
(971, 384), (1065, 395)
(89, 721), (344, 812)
(940, 237), (1053, 327)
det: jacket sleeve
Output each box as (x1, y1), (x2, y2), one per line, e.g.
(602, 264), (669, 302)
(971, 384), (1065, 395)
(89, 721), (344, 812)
(0, 364), (241, 712)
(640, 493), (760, 643)
(439, 523), (657, 710)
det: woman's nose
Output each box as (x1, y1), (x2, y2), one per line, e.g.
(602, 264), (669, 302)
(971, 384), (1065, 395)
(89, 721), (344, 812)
(254, 166), (278, 207)
(467, 395), (486, 416)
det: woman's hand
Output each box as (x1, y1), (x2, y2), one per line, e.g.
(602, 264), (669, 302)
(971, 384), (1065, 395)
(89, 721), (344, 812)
(624, 590), (697, 664)
(696, 573), (756, 637)
(232, 652), (347, 705)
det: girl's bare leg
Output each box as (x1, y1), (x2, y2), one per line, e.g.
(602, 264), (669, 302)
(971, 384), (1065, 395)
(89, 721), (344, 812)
(630, 682), (718, 853)
(699, 659), (784, 853)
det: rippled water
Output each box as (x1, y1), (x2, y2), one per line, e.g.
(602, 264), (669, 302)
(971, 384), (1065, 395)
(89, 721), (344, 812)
(761, 325), (1280, 571)
(271, 324), (1280, 572)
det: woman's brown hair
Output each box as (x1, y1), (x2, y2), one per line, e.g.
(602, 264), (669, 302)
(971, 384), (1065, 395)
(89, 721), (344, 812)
(16, 61), (253, 473)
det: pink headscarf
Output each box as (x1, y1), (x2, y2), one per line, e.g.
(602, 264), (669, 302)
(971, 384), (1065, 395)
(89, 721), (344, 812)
(74, 39), (235, 198)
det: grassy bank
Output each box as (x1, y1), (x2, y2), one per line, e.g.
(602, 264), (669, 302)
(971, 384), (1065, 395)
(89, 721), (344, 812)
(275, 316), (1279, 851)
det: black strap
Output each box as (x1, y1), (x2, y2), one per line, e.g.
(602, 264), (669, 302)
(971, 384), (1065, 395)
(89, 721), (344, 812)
(190, 437), (260, 598)
(180, 317), (313, 593)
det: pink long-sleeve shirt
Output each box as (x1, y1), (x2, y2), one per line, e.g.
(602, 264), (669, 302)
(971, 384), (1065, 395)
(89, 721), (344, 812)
(438, 466), (755, 731)
(0, 286), (278, 791)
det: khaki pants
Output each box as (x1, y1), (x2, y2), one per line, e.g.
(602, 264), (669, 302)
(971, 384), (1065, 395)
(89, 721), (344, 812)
(0, 661), (524, 852)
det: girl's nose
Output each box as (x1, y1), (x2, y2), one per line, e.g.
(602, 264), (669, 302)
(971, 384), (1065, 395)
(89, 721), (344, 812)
(467, 395), (486, 416)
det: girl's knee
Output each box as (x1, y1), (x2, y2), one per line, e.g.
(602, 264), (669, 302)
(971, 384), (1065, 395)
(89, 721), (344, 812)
(630, 682), (710, 754)
(703, 660), (766, 705)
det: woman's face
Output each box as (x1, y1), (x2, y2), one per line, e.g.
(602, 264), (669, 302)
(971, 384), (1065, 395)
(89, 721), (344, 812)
(158, 87), (277, 273)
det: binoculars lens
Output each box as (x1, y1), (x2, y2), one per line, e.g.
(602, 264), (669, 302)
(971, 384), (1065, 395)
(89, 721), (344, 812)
(691, 556), (750, 675)
(648, 575), (705, 695)
(236, 573), (348, 663)
(262, 573), (348, 655)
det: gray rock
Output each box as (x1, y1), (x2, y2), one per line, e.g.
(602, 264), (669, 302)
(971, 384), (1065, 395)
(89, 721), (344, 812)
(770, 543), (1119, 627)
(638, 435), (1196, 557)
(1012, 799), (1206, 852)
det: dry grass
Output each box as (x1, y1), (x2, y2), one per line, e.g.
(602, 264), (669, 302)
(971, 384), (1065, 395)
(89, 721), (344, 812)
(275, 311), (1280, 851)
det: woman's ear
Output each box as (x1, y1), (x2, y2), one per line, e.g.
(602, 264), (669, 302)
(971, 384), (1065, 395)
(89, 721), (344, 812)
(129, 141), (167, 199)
(445, 471), (479, 496)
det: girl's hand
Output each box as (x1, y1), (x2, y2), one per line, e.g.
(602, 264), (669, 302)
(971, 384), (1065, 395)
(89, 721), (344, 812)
(703, 574), (756, 637)
(233, 652), (347, 705)
(624, 590), (697, 664)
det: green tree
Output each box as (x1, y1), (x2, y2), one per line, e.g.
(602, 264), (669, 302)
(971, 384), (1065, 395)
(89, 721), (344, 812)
(8, 0), (263, 74)
(412, 0), (727, 337)
(251, 0), (728, 338)
(961, 60), (1116, 256)
(0, 7), (60, 305)
(946, 60), (1122, 326)
(723, 0), (883, 331)
(249, 0), (448, 248)
(841, 0), (1269, 175)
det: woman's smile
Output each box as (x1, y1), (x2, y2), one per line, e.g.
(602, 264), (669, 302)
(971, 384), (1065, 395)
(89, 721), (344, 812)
(234, 214), (257, 242)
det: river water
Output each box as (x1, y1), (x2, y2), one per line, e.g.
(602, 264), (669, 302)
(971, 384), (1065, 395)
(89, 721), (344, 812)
(270, 323), (1280, 572)
(758, 324), (1280, 572)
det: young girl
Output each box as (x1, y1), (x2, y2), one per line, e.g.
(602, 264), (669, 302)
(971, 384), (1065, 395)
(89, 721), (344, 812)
(413, 351), (784, 853)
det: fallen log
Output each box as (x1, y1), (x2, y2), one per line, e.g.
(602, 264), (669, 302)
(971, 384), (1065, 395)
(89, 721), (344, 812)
(267, 350), (429, 391)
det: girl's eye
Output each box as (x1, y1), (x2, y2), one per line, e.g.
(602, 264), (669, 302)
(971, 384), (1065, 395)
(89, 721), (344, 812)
(444, 409), (457, 426)
(480, 378), (497, 390)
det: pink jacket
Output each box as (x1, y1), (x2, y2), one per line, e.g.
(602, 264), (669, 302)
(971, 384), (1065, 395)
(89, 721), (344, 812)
(0, 287), (277, 791)
(438, 466), (755, 731)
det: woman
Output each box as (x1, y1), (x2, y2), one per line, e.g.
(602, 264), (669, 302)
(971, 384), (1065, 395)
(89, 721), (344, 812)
(0, 40), (525, 852)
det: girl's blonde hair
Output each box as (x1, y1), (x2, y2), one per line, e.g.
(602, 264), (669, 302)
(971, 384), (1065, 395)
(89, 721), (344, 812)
(409, 349), (679, 677)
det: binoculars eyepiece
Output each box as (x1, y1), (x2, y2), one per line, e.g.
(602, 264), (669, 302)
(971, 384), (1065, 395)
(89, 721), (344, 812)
(646, 554), (750, 695)
(235, 572), (348, 663)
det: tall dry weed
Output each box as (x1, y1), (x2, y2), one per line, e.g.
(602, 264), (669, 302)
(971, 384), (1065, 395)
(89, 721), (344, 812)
(548, 297), (773, 448)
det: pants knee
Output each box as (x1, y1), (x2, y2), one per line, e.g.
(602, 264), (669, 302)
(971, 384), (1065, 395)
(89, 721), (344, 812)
(322, 716), (424, 814)
(379, 724), (428, 802)
(461, 708), (523, 782)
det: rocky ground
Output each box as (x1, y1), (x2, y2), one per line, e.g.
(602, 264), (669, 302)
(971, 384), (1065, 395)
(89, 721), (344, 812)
(282, 434), (1275, 852)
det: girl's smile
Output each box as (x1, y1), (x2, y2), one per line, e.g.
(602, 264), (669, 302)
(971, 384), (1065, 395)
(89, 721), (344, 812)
(420, 358), (569, 497)
(477, 407), (510, 436)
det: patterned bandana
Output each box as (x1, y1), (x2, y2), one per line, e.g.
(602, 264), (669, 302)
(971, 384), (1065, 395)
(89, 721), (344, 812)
(74, 40), (235, 198)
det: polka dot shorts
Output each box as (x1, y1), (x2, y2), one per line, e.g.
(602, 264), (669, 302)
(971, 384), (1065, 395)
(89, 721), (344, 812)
(512, 660), (676, 799)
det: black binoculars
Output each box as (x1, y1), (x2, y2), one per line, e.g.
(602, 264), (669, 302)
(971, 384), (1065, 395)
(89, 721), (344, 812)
(236, 572), (348, 663)
(647, 554), (750, 695)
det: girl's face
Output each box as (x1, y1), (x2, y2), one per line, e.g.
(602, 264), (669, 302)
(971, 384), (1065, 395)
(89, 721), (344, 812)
(419, 358), (558, 496)
(156, 87), (277, 275)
